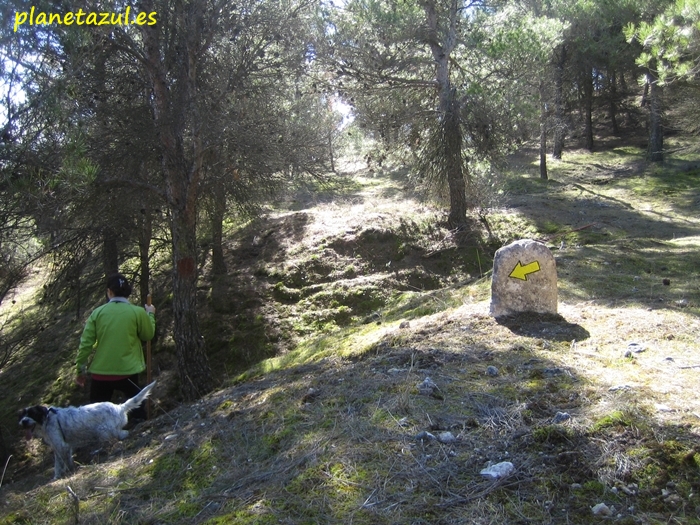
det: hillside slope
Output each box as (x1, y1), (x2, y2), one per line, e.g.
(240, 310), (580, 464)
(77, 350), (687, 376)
(1, 143), (700, 524)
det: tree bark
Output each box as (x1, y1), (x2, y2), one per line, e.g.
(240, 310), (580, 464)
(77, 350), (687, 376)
(423, 0), (469, 229)
(139, 0), (213, 400)
(539, 83), (548, 180)
(138, 205), (152, 306)
(609, 69), (619, 135)
(552, 46), (566, 159)
(648, 72), (663, 162)
(102, 227), (119, 278)
(583, 65), (594, 152)
(443, 90), (469, 229)
(210, 190), (227, 277)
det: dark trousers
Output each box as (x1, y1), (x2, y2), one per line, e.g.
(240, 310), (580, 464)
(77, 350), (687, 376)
(90, 374), (147, 421)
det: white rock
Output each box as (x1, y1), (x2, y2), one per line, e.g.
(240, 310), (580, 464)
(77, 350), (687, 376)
(437, 432), (457, 444)
(552, 412), (571, 423)
(627, 342), (645, 353)
(591, 503), (612, 516)
(417, 377), (438, 395)
(480, 461), (515, 479)
(490, 239), (558, 317)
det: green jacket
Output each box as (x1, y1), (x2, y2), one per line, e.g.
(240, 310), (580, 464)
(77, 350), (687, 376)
(76, 298), (155, 376)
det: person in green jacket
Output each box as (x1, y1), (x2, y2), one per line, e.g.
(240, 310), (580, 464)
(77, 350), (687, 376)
(75, 273), (156, 422)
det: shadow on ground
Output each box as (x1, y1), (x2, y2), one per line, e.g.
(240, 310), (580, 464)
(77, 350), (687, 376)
(495, 312), (591, 342)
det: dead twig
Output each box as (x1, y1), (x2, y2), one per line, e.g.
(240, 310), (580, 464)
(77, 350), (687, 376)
(0, 455), (11, 489)
(66, 485), (80, 525)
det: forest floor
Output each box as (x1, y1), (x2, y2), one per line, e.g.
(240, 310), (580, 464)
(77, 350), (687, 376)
(1, 137), (700, 524)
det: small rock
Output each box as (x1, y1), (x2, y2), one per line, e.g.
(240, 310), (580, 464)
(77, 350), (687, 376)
(486, 366), (499, 377)
(655, 404), (674, 413)
(302, 388), (319, 402)
(591, 503), (612, 516)
(415, 431), (436, 442)
(417, 377), (438, 396)
(609, 384), (631, 392)
(620, 483), (638, 496)
(480, 461), (515, 479)
(552, 412), (571, 423)
(627, 342), (645, 353)
(399, 321), (411, 329)
(543, 367), (564, 376)
(437, 431), (457, 444)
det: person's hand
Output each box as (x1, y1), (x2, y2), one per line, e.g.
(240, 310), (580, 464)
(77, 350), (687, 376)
(75, 375), (87, 388)
(145, 304), (156, 315)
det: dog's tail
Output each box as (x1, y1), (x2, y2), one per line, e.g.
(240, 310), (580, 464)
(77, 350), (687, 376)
(121, 381), (156, 414)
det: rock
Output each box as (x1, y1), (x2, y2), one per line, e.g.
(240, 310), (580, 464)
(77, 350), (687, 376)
(486, 366), (499, 377)
(480, 461), (515, 479)
(302, 388), (319, 403)
(437, 432), (457, 444)
(417, 377), (438, 396)
(490, 239), (557, 318)
(415, 431), (436, 442)
(591, 503), (613, 516)
(609, 384), (631, 392)
(552, 412), (571, 423)
(627, 342), (645, 353)
(399, 321), (411, 329)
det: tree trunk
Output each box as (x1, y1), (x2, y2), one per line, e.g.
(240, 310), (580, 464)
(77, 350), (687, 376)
(443, 91), (469, 229)
(328, 131), (335, 173)
(139, 1), (213, 400)
(423, 0), (469, 229)
(103, 227), (119, 278)
(648, 72), (663, 162)
(583, 66), (594, 152)
(171, 202), (213, 400)
(609, 70), (619, 135)
(210, 190), (227, 277)
(539, 83), (548, 180)
(552, 46), (566, 159)
(138, 205), (152, 306)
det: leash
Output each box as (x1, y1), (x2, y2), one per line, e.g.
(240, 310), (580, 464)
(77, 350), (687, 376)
(48, 408), (68, 442)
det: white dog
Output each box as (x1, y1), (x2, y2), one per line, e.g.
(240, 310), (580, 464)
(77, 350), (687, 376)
(18, 381), (155, 479)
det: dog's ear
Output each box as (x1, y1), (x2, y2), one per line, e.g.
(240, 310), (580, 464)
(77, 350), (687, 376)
(35, 406), (49, 424)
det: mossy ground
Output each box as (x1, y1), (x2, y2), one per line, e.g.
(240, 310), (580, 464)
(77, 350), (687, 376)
(2, 138), (700, 524)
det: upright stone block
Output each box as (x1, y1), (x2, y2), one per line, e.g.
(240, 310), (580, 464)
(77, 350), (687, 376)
(490, 239), (557, 318)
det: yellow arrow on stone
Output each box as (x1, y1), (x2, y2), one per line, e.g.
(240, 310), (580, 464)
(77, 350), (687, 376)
(509, 260), (541, 281)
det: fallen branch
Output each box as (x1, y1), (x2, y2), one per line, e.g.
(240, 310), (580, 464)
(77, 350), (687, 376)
(66, 486), (80, 525)
(0, 455), (11, 489)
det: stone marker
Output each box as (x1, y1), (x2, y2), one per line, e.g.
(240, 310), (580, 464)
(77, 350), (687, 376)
(490, 239), (557, 318)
